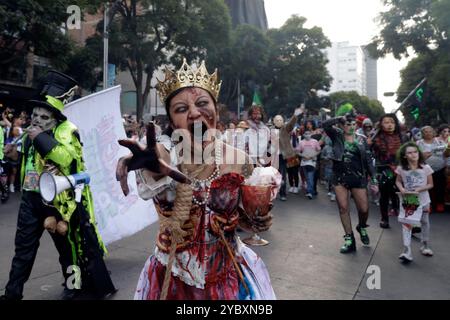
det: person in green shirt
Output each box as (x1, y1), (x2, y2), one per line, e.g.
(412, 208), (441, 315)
(1, 71), (115, 300)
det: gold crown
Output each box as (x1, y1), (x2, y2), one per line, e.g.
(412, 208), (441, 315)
(156, 58), (221, 103)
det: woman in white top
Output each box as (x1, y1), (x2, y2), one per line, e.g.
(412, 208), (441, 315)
(417, 126), (447, 213)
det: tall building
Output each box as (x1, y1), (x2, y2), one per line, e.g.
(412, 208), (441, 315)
(363, 45), (378, 100)
(324, 42), (378, 100)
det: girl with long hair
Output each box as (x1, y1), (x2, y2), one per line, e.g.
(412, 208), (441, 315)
(395, 142), (434, 262)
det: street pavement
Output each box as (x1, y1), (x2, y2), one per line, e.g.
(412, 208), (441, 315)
(1, 186), (449, 300)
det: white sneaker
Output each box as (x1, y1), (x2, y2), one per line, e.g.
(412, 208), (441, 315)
(9, 184), (14, 193)
(420, 245), (433, 257)
(288, 187), (295, 193)
(293, 187), (299, 194)
(327, 192), (332, 197)
(399, 246), (413, 262)
(306, 193), (313, 199)
(330, 194), (336, 202)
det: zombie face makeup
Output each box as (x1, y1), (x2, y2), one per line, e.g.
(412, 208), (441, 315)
(168, 87), (217, 146)
(344, 121), (356, 135)
(273, 115), (284, 128)
(31, 107), (58, 131)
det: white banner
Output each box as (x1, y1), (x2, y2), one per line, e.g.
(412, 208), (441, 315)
(64, 85), (157, 244)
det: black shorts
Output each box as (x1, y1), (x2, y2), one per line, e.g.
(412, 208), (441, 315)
(333, 172), (367, 189)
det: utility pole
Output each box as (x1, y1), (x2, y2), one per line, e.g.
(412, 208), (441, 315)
(103, 2), (109, 90)
(237, 79), (241, 120)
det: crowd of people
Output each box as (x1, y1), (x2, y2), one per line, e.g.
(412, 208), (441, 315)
(0, 107), (30, 202)
(117, 99), (450, 260)
(1, 59), (449, 301)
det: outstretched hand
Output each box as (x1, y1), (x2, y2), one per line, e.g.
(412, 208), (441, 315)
(116, 122), (191, 196)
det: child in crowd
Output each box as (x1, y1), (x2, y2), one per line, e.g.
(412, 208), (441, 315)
(395, 142), (434, 262)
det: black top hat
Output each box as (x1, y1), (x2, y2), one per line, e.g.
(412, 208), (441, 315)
(28, 70), (79, 121)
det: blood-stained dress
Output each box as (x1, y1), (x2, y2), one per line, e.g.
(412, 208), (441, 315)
(134, 170), (276, 300)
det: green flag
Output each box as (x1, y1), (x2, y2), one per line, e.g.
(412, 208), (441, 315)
(405, 79), (426, 121)
(252, 91), (262, 106)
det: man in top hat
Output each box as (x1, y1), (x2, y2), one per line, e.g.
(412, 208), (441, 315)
(0, 70), (115, 300)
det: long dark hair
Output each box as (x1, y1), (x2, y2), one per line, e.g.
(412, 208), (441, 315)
(397, 142), (425, 170)
(378, 113), (401, 135)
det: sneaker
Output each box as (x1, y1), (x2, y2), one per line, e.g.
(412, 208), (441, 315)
(340, 234), (356, 254)
(399, 246), (413, 262)
(356, 225), (370, 246)
(288, 187), (295, 193)
(9, 184), (14, 193)
(280, 196), (287, 201)
(420, 244), (433, 257)
(306, 193), (313, 199)
(330, 194), (336, 202)
(327, 192), (332, 197)
(293, 187), (299, 194)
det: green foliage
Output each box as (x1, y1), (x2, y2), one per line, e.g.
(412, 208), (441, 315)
(329, 91), (385, 121)
(0, 0), (87, 68)
(369, 0), (449, 59)
(263, 15), (332, 117)
(85, 0), (231, 120)
(369, 0), (450, 126)
(65, 46), (101, 91)
(218, 24), (271, 110)
(397, 50), (450, 126)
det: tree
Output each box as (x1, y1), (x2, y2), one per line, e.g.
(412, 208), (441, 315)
(0, 0), (94, 70)
(86, 0), (231, 120)
(329, 91), (385, 121)
(396, 52), (450, 126)
(368, 0), (450, 126)
(368, 0), (449, 59)
(218, 24), (271, 111)
(264, 15), (332, 117)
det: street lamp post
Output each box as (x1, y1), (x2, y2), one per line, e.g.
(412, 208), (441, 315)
(103, 2), (109, 90)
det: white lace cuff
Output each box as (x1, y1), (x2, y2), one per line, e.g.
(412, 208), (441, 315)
(136, 169), (172, 200)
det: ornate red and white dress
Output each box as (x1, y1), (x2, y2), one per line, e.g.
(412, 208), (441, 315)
(133, 153), (277, 300)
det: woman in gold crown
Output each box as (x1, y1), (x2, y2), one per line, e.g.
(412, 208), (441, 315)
(116, 59), (280, 300)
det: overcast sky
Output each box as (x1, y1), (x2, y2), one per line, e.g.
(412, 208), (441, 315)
(264, 0), (413, 113)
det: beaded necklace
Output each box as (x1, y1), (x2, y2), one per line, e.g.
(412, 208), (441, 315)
(190, 140), (222, 206)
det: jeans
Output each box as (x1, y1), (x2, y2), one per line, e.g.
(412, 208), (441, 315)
(278, 155), (287, 197)
(302, 165), (316, 195)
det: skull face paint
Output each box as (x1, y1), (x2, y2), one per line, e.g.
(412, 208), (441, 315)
(31, 107), (58, 131)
